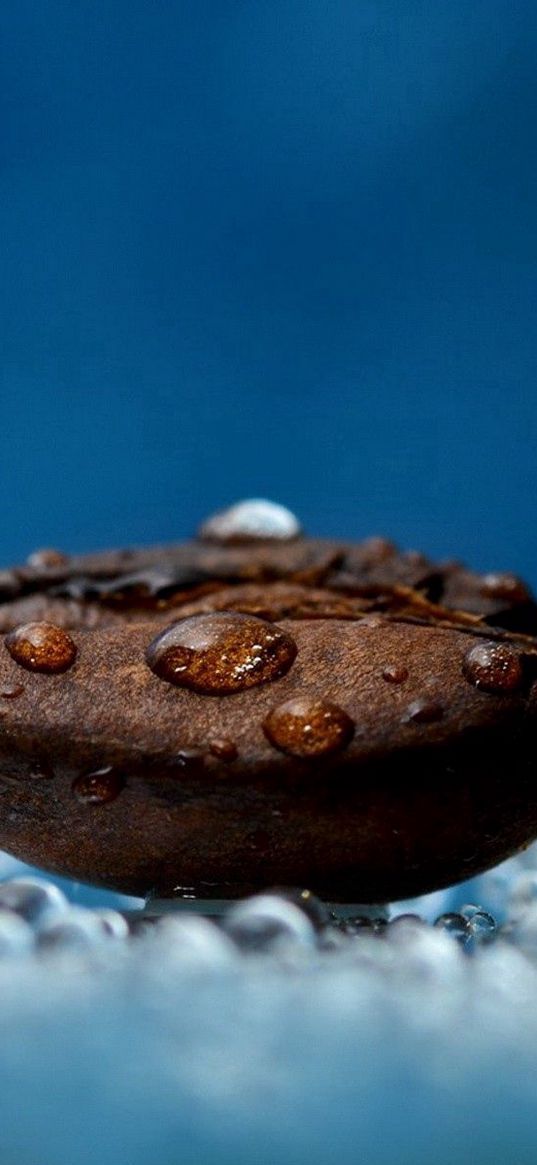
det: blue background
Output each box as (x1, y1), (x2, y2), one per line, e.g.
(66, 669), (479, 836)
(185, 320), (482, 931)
(1, 11), (537, 1165)
(1, 1), (536, 582)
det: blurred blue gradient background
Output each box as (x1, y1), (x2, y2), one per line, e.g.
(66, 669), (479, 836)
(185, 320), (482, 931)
(1, 1), (536, 581)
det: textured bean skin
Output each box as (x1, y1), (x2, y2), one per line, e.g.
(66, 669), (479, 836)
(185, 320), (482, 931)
(1, 526), (537, 901)
(0, 612), (535, 901)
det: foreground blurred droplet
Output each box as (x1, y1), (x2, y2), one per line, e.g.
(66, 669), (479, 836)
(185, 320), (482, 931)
(0, 910), (34, 956)
(150, 915), (237, 969)
(225, 893), (316, 952)
(93, 909), (130, 940)
(0, 877), (69, 926)
(38, 908), (110, 951)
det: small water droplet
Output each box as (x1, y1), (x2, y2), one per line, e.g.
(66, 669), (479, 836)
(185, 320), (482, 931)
(382, 665), (409, 684)
(480, 572), (530, 603)
(94, 909), (130, 940)
(346, 915), (389, 935)
(433, 912), (470, 943)
(390, 912), (424, 927)
(163, 749), (204, 774)
(28, 760), (54, 781)
(146, 612), (297, 694)
(72, 767), (124, 805)
(0, 682), (24, 699)
(209, 737), (238, 762)
(462, 640), (524, 693)
(26, 548), (69, 570)
(465, 908), (496, 943)
(5, 622), (77, 674)
(198, 498), (302, 543)
(263, 696), (354, 758)
(402, 698), (444, 724)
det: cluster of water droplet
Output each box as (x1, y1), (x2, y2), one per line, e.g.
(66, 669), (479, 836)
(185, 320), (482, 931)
(0, 847), (535, 1163)
(1, 839), (537, 963)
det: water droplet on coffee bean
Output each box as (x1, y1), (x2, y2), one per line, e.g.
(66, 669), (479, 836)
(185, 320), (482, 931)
(4, 622), (77, 674)
(198, 498), (302, 543)
(209, 738), (238, 762)
(26, 548), (69, 570)
(403, 698), (444, 724)
(480, 572), (530, 603)
(462, 640), (524, 693)
(263, 696), (354, 758)
(72, 767), (124, 805)
(145, 612), (297, 694)
(0, 682), (24, 699)
(382, 665), (409, 684)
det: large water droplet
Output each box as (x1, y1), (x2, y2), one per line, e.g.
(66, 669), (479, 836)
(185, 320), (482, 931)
(4, 622), (77, 674)
(263, 696), (354, 758)
(462, 640), (523, 693)
(198, 498), (302, 543)
(72, 767), (125, 805)
(146, 612), (297, 694)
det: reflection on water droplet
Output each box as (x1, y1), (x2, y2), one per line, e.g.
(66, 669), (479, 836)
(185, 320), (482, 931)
(198, 498), (302, 543)
(26, 548), (69, 570)
(146, 612), (297, 694)
(72, 767), (124, 805)
(5, 622), (77, 674)
(382, 665), (409, 684)
(462, 640), (523, 693)
(0, 877), (68, 925)
(0, 682), (24, 699)
(209, 738), (238, 762)
(263, 696), (354, 758)
(402, 698), (444, 724)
